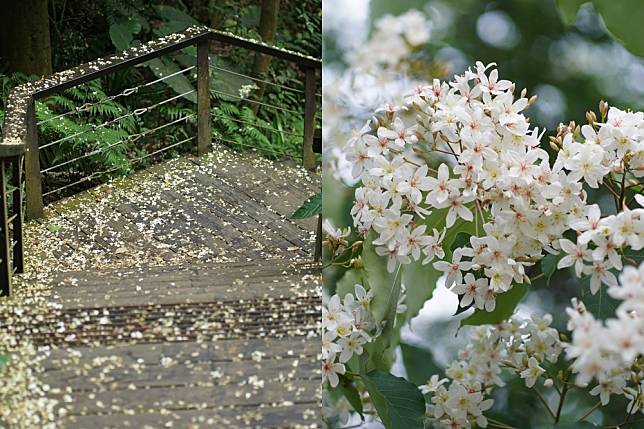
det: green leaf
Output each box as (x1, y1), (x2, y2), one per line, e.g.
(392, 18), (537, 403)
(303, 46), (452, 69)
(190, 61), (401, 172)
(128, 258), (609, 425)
(460, 283), (528, 326)
(290, 192), (321, 219)
(109, 17), (142, 51)
(363, 371), (426, 429)
(336, 268), (364, 299)
(450, 231), (472, 253)
(541, 253), (562, 285)
(364, 338), (395, 372)
(400, 343), (442, 386)
(47, 224), (62, 233)
(556, 0), (589, 25)
(362, 233), (401, 326)
(400, 207), (476, 321)
(0, 354), (9, 369)
(593, 0), (644, 57)
(154, 5), (200, 27)
(144, 57), (197, 103)
(401, 259), (439, 321)
(336, 376), (364, 417)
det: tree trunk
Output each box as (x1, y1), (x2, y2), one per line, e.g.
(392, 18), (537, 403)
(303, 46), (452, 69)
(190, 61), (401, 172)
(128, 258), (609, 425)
(0, 0), (52, 77)
(250, 0), (281, 114)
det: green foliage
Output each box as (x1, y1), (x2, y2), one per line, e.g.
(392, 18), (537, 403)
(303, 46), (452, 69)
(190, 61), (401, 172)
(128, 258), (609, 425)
(335, 376), (364, 417)
(541, 252), (564, 285)
(46, 224), (62, 234)
(146, 57), (196, 103)
(362, 233), (401, 326)
(291, 192), (321, 219)
(556, 1), (644, 57)
(360, 368), (426, 429)
(109, 16), (142, 50)
(0, 354), (9, 369)
(592, 0), (644, 57)
(556, 0), (590, 25)
(460, 283), (528, 327)
(401, 258), (439, 322)
(400, 343), (443, 386)
(335, 268), (363, 298)
(553, 422), (597, 428)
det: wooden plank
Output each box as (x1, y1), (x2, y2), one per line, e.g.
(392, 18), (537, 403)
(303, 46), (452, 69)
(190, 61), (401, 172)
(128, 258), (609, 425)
(197, 39), (211, 156)
(60, 402), (320, 428)
(184, 170), (311, 252)
(44, 352), (317, 391)
(113, 197), (228, 261)
(163, 184), (306, 256)
(58, 379), (318, 415)
(156, 189), (265, 257)
(190, 152), (319, 231)
(45, 337), (320, 370)
(302, 66), (317, 170)
(49, 190), (177, 263)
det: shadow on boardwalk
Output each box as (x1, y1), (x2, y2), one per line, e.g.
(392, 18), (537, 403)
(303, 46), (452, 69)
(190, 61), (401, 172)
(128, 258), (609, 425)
(2, 146), (321, 428)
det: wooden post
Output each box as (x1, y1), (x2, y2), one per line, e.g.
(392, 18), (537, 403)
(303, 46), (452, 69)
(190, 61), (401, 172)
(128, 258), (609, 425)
(197, 39), (211, 156)
(0, 161), (12, 296)
(12, 156), (24, 274)
(25, 100), (44, 220)
(302, 67), (316, 171)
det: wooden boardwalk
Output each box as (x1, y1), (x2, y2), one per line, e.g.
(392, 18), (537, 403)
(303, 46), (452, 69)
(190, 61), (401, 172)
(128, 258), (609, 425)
(9, 147), (321, 428)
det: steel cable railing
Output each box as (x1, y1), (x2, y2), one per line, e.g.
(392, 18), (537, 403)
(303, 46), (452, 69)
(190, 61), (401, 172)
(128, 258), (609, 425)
(39, 89), (196, 151)
(207, 63), (322, 160)
(34, 57), (200, 202)
(210, 65), (304, 95)
(40, 114), (195, 175)
(210, 89), (301, 115)
(42, 136), (196, 198)
(210, 113), (303, 138)
(36, 66), (196, 127)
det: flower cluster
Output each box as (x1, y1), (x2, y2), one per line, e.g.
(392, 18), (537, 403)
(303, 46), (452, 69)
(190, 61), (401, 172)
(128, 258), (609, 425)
(557, 197), (643, 294)
(322, 284), (374, 387)
(238, 82), (259, 99)
(565, 260), (644, 411)
(322, 219), (352, 258)
(421, 314), (562, 428)
(347, 10), (430, 73)
(347, 62), (593, 311)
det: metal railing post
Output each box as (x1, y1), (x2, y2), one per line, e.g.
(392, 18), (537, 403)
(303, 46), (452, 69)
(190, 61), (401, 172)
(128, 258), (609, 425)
(197, 39), (212, 156)
(12, 156), (24, 274)
(0, 161), (12, 296)
(25, 100), (44, 220)
(302, 67), (316, 171)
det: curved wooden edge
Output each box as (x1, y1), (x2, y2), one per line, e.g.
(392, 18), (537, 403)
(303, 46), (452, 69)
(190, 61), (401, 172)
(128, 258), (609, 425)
(0, 143), (26, 158)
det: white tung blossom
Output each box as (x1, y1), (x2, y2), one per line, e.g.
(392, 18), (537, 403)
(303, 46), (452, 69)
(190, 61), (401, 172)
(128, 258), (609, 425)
(421, 315), (562, 429)
(346, 60), (644, 315)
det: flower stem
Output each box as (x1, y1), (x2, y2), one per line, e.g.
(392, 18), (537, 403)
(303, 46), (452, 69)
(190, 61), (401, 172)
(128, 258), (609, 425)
(577, 401), (601, 422)
(534, 388), (556, 421)
(554, 377), (571, 422)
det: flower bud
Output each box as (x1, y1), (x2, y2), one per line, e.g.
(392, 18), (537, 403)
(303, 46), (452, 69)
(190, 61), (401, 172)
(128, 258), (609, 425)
(599, 100), (609, 118)
(585, 110), (596, 125)
(528, 95), (538, 106)
(520, 88), (527, 98)
(353, 256), (364, 269)
(543, 378), (554, 387)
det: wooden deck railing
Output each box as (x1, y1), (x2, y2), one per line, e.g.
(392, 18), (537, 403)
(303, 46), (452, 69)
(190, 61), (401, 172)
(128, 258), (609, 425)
(0, 25), (321, 296)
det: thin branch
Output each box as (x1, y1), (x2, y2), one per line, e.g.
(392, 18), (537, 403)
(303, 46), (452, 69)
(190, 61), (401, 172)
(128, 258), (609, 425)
(577, 401), (601, 422)
(534, 388), (557, 421)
